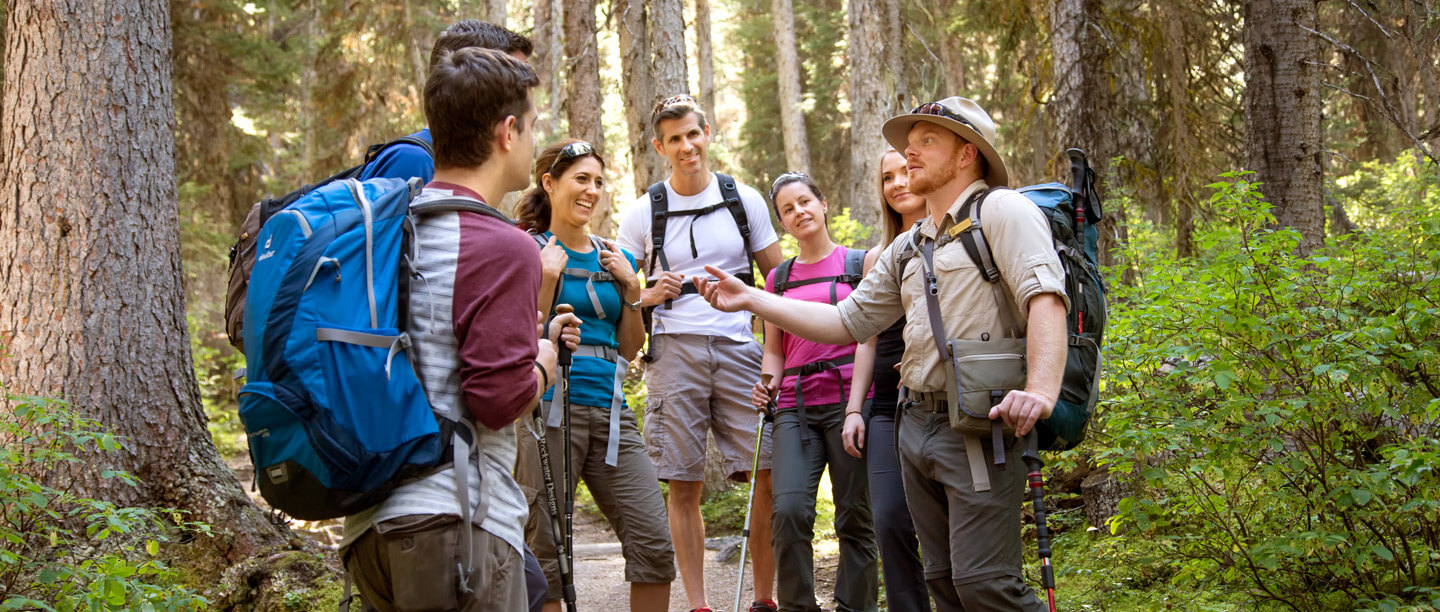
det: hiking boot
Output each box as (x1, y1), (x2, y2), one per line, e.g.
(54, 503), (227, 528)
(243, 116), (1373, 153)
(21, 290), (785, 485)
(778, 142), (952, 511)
(749, 600), (779, 612)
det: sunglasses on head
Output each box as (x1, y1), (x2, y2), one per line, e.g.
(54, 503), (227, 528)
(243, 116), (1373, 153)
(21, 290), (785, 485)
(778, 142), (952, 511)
(911, 101), (978, 132)
(659, 94), (696, 108)
(547, 141), (596, 174)
(768, 171), (811, 201)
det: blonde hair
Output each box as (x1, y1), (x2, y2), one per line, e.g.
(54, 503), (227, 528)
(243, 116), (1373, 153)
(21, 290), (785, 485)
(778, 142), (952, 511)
(878, 148), (908, 247)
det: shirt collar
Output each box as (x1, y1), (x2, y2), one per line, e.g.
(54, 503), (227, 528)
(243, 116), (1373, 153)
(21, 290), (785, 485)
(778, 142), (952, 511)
(918, 180), (990, 240)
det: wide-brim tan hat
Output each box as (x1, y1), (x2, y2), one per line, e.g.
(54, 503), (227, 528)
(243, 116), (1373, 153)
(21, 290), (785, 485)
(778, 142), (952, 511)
(881, 96), (1010, 188)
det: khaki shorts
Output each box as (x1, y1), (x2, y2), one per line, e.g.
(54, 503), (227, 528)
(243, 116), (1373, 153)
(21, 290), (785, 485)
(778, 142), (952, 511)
(643, 333), (772, 482)
(342, 514), (527, 612)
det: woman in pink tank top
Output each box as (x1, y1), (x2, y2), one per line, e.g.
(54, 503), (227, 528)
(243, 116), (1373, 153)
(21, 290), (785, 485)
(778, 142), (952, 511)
(751, 172), (878, 612)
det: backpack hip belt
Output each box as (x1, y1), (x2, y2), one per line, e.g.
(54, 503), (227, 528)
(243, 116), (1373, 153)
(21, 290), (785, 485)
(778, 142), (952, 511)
(543, 342), (628, 467)
(779, 354), (856, 441)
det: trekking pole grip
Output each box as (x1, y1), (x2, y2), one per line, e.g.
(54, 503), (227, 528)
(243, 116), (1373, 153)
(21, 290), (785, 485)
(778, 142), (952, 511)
(554, 304), (574, 367)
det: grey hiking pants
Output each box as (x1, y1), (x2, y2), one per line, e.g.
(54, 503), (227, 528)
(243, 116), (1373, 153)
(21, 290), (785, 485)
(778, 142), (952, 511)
(899, 407), (1045, 612)
(771, 402), (879, 612)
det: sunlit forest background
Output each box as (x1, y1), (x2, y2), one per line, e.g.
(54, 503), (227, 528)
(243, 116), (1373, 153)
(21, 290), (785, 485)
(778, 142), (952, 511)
(1, 0), (1438, 609)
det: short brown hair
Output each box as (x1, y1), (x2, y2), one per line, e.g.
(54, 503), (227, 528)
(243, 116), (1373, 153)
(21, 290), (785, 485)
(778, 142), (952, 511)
(429, 20), (534, 68)
(515, 139), (608, 234)
(650, 94), (709, 139)
(424, 47), (539, 169)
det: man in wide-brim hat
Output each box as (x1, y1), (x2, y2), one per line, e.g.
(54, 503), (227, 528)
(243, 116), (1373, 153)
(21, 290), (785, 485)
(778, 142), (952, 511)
(693, 96), (1068, 611)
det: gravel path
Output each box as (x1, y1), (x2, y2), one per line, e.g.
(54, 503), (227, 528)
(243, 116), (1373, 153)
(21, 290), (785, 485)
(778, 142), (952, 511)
(568, 509), (841, 612)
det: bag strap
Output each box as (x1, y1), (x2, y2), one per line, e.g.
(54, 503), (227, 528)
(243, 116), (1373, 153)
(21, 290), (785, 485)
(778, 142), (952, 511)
(919, 230), (1008, 474)
(952, 189), (1023, 338)
(771, 257), (797, 295)
(715, 173), (757, 281)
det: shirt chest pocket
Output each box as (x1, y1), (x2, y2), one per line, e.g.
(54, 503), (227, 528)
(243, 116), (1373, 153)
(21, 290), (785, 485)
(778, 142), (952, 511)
(910, 241), (990, 322)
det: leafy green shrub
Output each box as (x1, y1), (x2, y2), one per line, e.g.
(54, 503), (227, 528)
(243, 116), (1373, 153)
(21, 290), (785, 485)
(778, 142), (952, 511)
(0, 392), (210, 611)
(1098, 157), (1440, 610)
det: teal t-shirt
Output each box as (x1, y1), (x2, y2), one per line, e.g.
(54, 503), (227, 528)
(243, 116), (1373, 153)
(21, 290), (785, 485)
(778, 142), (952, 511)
(538, 232), (637, 408)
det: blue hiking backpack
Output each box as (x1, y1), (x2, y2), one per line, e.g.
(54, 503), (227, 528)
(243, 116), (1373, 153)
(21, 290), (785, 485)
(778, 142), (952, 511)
(238, 176), (509, 520)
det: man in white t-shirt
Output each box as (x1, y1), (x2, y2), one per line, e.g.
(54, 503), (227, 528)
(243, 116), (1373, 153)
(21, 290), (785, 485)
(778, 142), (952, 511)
(618, 95), (784, 612)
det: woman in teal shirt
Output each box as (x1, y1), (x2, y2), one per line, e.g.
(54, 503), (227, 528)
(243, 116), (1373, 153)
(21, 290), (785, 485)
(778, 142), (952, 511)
(514, 139), (674, 612)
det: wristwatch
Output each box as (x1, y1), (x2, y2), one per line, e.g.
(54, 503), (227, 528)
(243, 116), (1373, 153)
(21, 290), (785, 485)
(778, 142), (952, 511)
(625, 297), (643, 311)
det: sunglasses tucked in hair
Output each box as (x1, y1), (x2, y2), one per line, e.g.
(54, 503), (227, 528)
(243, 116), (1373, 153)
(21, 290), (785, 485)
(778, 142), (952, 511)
(912, 101), (979, 132)
(548, 141), (596, 175)
(769, 171), (812, 202)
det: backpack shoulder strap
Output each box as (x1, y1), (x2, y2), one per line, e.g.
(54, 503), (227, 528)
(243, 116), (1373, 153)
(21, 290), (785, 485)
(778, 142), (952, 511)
(411, 197), (512, 225)
(646, 181), (670, 277)
(951, 187), (1022, 337)
(771, 256), (797, 295)
(952, 187), (1001, 283)
(715, 173), (756, 278)
(840, 247), (867, 286)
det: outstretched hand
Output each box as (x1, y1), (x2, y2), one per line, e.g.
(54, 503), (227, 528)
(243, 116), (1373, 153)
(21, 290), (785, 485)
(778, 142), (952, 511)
(694, 265), (753, 313)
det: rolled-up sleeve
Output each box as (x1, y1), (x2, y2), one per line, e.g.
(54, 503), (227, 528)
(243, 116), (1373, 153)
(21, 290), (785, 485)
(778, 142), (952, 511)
(985, 191), (1070, 315)
(838, 236), (907, 343)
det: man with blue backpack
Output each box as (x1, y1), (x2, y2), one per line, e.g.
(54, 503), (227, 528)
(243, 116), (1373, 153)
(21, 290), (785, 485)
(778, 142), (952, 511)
(333, 47), (562, 610)
(695, 96), (1106, 611)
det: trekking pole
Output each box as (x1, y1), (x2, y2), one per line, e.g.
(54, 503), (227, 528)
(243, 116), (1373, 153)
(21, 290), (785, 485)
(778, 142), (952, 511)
(554, 304), (578, 612)
(734, 373), (777, 612)
(532, 389), (578, 612)
(1021, 430), (1057, 612)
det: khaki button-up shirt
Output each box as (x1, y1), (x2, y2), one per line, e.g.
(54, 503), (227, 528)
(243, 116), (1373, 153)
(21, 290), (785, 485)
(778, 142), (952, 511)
(838, 181), (1069, 392)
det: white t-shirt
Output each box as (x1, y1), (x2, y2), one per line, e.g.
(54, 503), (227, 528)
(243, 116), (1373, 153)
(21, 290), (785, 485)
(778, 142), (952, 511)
(618, 173), (779, 342)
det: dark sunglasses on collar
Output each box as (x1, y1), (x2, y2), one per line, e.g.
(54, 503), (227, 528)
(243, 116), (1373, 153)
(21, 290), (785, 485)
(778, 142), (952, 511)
(547, 141), (596, 174)
(911, 101), (978, 133)
(768, 171), (811, 201)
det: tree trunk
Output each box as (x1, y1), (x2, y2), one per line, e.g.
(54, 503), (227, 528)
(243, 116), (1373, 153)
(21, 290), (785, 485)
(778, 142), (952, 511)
(773, 0), (811, 173)
(846, 0), (885, 243)
(1163, 5), (1195, 258)
(1244, 0), (1324, 254)
(565, 0), (614, 237)
(488, 0), (509, 25)
(532, 0), (564, 142)
(695, 0), (717, 115)
(618, 0), (662, 196)
(0, 0), (291, 589)
(884, 0), (905, 113)
(649, 0), (690, 101)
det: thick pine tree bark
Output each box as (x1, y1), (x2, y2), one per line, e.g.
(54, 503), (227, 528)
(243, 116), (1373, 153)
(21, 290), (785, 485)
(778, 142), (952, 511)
(0, 0), (291, 590)
(884, 0), (905, 113)
(487, 0), (509, 25)
(1244, 0), (1324, 254)
(773, 0), (811, 173)
(564, 0), (614, 237)
(649, 0), (689, 98)
(846, 0), (885, 242)
(695, 0), (717, 115)
(618, 0), (662, 196)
